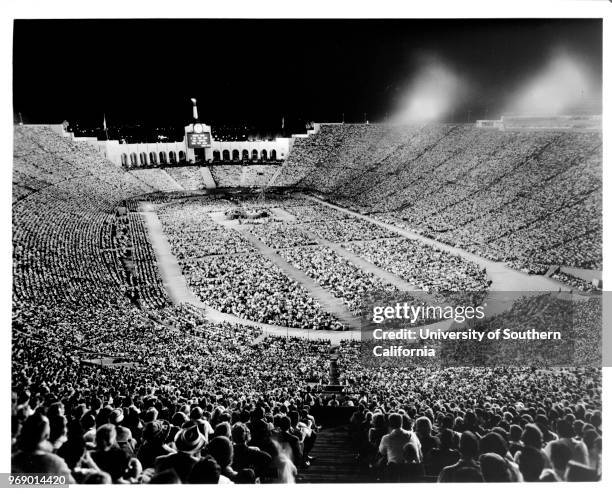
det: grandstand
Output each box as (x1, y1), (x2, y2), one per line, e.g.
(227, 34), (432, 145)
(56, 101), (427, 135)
(129, 168), (185, 192)
(278, 123), (602, 275)
(164, 166), (207, 190)
(11, 123), (602, 484)
(121, 121), (603, 280)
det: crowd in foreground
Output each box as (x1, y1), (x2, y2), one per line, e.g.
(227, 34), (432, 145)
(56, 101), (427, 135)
(12, 382), (602, 483)
(12, 393), (320, 484)
(348, 396), (601, 482)
(13, 294), (333, 483)
(10, 125), (603, 484)
(12, 290), (602, 484)
(12, 339), (602, 484)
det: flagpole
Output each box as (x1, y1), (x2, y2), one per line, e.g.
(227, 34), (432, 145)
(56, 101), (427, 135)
(103, 113), (109, 141)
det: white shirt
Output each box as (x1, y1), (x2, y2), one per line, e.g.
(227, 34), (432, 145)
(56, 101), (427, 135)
(379, 428), (422, 464)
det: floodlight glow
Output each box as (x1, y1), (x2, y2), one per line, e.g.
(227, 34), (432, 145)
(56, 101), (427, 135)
(392, 56), (465, 123)
(504, 52), (598, 116)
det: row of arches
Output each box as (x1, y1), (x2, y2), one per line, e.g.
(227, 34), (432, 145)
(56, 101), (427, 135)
(212, 149), (278, 161)
(121, 150), (186, 167)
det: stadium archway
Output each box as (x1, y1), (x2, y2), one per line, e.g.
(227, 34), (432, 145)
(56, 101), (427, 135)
(159, 151), (168, 164)
(213, 150), (221, 161)
(179, 151), (185, 162)
(121, 153), (128, 166)
(222, 150), (230, 161)
(260, 149), (268, 160)
(149, 152), (158, 165)
(169, 151), (177, 164)
(242, 149), (249, 160)
(251, 149), (258, 160)
(232, 150), (240, 160)
(270, 149), (277, 160)
(140, 152), (148, 166)
(130, 153), (138, 166)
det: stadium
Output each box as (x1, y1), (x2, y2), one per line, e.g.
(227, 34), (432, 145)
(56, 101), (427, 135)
(11, 18), (603, 485)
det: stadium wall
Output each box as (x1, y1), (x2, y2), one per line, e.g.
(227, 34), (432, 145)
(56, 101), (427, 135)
(210, 138), (291, 162)
(26, 122), (317, 169)
(501, 114), (602, 131)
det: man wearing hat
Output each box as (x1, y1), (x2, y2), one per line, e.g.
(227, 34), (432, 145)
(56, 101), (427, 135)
(110, 408), (135, 457)
(154, 425), (206, 483)
(183, 406), (213, 441)
(137, 420), (173, 470)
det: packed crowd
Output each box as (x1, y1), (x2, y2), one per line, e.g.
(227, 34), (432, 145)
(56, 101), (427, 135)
(128, 168), (184, 193)
(208, 164), (282, 188)
(280, 124), (602, 274)
(12, 128), (165, 310)
(164, 166), (207, 190)
(237, 195), (309, 209)
(11, 128), (331, 483)
(336, 290), (603, 481)
(208, 165), (242, 187)
(155, 200), (345, 330)
(301, 219), (399, 243)
(435, 294), (601, 368)
(11, 126), (603, 484)
(238, 165), (280, 187)
(13, 127), (156, 197)
(158, 201), (256, 259)
(283, 203), (401, 244)
(344, 238), (489, 292)
(285, 203), (353, 222)
(159, 195), (487, 323)
(249, 223), (318, 249)
(184, 254), (346, 330)
(13, 290), (602, 484)
(13, 296), (333, 483)
(126, 212), (172, 308)
(279, 246), (396, 314)
(343, 366), (602, 482)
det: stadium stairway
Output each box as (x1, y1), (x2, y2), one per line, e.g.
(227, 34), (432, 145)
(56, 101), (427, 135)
(199, 166), (217, 189)
(545, 265), (560, 277)
(298, 426), (370, 483)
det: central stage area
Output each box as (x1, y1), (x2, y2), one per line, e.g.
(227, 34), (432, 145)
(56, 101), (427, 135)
(136, 191), (573, 343)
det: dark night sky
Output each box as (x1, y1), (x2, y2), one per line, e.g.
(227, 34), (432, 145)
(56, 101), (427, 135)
(12, 18), (602, 128)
